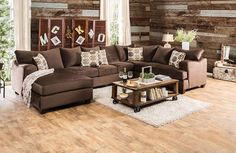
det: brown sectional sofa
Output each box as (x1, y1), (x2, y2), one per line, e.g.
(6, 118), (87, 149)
(12, 45), (207, 113)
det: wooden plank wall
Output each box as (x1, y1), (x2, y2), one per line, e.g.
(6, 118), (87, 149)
(150, 0), (236, 72)
(130, 0), (151, 45)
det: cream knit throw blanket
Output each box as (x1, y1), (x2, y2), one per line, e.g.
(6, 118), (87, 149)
(22, 69), (54, 107)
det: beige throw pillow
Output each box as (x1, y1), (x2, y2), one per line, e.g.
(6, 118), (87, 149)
(33, 54), (49, 70)
(169, 50), (186, 68)
(128, 47), (143, 61)
(98, 49), (109, 65)
(81, 51), (99, 67)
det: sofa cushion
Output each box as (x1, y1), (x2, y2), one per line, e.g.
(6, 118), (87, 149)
(152, 46), (175, 64)
(115, 45), (133, 61)
(81, 46), (100, 52)
(32, 69), (93, 96)
(110, 61), (134, 72)
(15, 48), (64, 69)
(152, 63), (188, 80)
(40, 48), (64, 69)
(15, 50), (38, 64)
(175, 48), (204, 61)
(130, 61), (157, 72)
(97, 65), (117, 76)
(143, 45), (159, 62)
(60, 47), (81, 67)
(66, 66), (99, 78)
(101, 45), (120, 63)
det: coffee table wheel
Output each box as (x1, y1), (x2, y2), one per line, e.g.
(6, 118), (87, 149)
(172, 96), (178, 101)
(134, 106), (141, 113)
(113, 99), (119, 104)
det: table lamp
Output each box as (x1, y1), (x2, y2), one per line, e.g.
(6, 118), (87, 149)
(162, 33), (174, 48)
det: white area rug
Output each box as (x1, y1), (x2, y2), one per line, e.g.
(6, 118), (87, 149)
(94, 86), (209, 127)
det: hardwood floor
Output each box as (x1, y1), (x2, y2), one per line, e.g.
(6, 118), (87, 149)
(0, 78), (235, 153)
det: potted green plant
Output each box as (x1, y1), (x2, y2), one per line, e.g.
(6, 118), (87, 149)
(139, 72), (155, 83)
(175, 28), (197, 50)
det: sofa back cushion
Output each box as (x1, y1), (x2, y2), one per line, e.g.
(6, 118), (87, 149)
(15, 48), (64, 69)
(115, 45), (134, 61)
(40, 48), (64, 69)
(101, 45), (120, 62)
(15, 50), (38, 64)
(152, 46), (175, 64)
(60, 47), (81, 68)
(81, 46), (100, 52)
(175, 48), (204, 61)
(143, 45), (159, 62)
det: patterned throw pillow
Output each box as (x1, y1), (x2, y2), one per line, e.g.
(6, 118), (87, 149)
(90, 51), (100, 67)
(81, 51), (99, 67)
(33, 54), (49, 70)
(169, 50), (186, 68)
(128, 47), (143, 61)
(98, 49), (109, 65)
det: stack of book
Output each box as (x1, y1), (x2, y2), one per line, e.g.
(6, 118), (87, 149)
(155, 75), (171, 81)
(148, 87), (168, 101)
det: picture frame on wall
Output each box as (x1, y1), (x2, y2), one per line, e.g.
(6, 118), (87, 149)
(76, 36), (85, 45)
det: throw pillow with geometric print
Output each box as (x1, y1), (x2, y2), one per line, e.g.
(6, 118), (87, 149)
(169, 50), (186, 68)
(128, 47), (143, 61)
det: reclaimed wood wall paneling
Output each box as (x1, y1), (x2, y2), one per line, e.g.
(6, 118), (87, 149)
(150, 0), (236, 72)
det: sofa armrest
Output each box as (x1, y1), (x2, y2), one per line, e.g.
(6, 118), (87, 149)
(179, 58), (207, 88)
(11, 60), (38, 94)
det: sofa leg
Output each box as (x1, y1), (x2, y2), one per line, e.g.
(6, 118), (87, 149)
(200, 84), (206, 88)
(85, 99), (92, 104)
(39, 109), (47, 114)
(180, 90), (185, 94)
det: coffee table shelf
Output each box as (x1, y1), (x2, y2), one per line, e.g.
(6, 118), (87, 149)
(112, 79), (179, 112)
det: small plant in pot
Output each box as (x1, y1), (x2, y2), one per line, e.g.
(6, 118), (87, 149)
(139, 72), (155, 83)
(175, 28), (197, 50)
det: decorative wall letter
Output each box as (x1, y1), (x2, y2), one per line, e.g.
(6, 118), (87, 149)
(97, 33), (106, 43)
(75, 25), (84, 35)
(66, 26), (72, 39)
(51, 36), (61, 46)
(51, 26), (60, 34)
(40, 33), (48, 46)
(88, 29), (94, 39)
(76, 36), (85, 45)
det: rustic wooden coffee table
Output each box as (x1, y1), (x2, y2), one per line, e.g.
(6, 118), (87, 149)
(112, 79), (179, 112)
